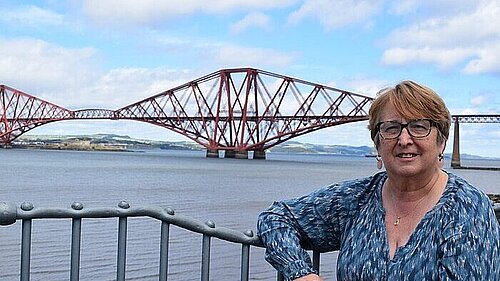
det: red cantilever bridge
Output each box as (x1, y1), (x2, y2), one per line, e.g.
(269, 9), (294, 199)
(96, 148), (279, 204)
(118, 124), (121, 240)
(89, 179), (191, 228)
(1, 68), (499, 161)
(0, 68), (372, 159)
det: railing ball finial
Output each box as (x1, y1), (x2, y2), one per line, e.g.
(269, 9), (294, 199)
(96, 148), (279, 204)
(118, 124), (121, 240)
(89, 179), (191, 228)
(0, 202), (17, 226)
(205, 220), (216, 228)
(118, 201), (130, 209)
(243, 230), (254, 237)
(71, 202), (84, 210)
(165, 207), (175, 215)
(20, 202), (34, 211)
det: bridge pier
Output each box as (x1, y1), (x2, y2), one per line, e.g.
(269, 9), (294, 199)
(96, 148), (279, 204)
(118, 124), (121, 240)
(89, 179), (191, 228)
(221, 150), (250, 159)
(224, 150), (235, 158)
(207, 149), (265, 160)
(253, 150), (266, 160)
(206, 149), (219, 158)
(235, 150), (249, 159)
(451, 119), (461, 168)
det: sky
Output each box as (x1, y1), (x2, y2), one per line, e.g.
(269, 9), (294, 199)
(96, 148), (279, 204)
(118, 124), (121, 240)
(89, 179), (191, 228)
(1, 0), (499, 157)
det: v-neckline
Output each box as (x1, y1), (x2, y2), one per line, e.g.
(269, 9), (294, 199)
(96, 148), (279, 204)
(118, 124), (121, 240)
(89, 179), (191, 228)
(375, 172), (450, 262)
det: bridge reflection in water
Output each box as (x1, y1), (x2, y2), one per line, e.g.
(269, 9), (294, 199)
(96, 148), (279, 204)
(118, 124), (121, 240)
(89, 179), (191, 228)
(1, 201), (499, 281)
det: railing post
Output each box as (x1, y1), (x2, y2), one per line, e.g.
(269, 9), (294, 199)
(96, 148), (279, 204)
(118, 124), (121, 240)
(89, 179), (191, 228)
(240, 230), (254, 281)
(159, 220), (171, 281)
(20, 202), (34, 281)
(312, 250), (320, 273)
(240, 244), (250, 281)
(116, 201), (129, 281)
(117, 217), (128, 281)
(70, 218), (82, 281)
(70, 202), (84, 281)
(21, 219), (32, 281)
(201, 220), (215, 281)
(451, 118), (461, 168)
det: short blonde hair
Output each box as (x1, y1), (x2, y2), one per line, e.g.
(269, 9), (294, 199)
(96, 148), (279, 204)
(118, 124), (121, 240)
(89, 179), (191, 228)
(368, 80), (451, 147)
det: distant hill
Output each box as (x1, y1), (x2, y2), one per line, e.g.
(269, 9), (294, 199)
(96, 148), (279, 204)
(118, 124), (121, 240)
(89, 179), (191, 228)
(15, 134), (375, 156)
(14, 134), (496, 159)
(269, 141), (374, 156)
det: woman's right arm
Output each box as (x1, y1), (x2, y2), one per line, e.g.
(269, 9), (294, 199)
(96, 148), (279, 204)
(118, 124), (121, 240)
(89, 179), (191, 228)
(257, 183), (346, 280)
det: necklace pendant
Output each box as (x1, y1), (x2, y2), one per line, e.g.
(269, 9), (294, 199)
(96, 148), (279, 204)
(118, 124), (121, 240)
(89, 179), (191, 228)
(394, 217), (401, 226)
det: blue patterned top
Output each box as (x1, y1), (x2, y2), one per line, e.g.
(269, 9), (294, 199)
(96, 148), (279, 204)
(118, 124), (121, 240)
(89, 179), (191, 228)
(257, 171), (500, 280)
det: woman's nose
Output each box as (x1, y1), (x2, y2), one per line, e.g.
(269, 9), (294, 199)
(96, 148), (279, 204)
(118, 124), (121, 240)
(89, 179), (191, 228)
(397, 127), (414, 145)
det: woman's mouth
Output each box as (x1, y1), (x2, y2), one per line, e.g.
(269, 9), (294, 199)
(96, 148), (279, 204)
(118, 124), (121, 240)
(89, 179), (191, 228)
(396, 153), (419, 158)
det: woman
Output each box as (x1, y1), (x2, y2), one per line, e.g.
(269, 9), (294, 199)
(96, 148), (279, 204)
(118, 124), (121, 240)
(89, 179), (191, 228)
(257, 81), (499, 280)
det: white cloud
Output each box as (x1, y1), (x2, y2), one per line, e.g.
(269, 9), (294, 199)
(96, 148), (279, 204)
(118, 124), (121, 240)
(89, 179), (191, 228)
(462, 42), (500, 74)
(381, 0), (500, 74)
(459, 108), (479, 115)
(340, 77), (390, 98)
(0, 37), (196, 109)
(88, 67), (194, 108)
(470, 95), (487, 106)
(212, 45), (297, 68)
(382, 47), (474, 70)
(296, 121), (373, 147)
(230, 12), (270, 34)
(0, 37), (98, 94)
(388, 0), (481, 17)
(387, 0), (419, 16)
(0, 5), (64, 27)
(82, 0), (297, 26)
(151, 33), (298, 68)
(288, 0), (382, 30)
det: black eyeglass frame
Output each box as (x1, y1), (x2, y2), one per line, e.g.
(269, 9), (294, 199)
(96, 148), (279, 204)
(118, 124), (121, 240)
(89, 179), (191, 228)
(376, 119), (436, 140)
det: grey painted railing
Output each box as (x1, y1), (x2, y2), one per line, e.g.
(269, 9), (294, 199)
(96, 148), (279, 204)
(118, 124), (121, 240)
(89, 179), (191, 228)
(1, 201), (499, 281)
(0, 201), (322, 281)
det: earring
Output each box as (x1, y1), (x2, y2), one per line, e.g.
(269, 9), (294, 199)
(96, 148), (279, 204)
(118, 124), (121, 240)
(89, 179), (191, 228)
(438, 153), (444, 161)
(376, 155), (383, 169)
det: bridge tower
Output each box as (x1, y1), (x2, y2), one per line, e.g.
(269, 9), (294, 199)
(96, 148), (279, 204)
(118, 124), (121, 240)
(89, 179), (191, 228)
(451, 118), (461, 168)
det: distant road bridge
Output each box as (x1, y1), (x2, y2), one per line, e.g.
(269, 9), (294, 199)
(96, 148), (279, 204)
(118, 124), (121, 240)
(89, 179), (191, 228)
(451, 115), (500, 168)
(1, 68), (498, 162)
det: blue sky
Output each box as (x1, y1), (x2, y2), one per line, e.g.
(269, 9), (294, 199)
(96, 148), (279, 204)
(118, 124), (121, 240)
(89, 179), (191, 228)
(1, 0), (499, 157)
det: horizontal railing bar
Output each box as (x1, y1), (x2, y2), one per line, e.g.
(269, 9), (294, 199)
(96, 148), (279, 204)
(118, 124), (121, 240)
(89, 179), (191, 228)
(2, 202), (500, 247)
(0, 202), (263, 247)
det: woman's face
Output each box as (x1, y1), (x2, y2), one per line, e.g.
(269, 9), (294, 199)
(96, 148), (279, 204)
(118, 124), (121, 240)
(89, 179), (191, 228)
(377, 103), (445, 178)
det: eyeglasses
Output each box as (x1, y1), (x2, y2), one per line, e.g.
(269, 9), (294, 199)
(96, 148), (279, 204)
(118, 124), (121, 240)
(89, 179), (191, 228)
(376, 119), (434, 140)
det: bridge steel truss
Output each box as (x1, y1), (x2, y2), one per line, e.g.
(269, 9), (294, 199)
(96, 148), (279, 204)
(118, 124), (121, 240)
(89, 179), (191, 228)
(114, 68), (373, 158)
(0, 85), (73, 145)
(451, 114), (500, 168)
(1, 69), (374, 159)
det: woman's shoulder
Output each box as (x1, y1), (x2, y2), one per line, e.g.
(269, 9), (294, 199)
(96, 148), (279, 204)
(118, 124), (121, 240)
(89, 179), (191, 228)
(446, 172), (491, 208)
(319, 172), (386, 205)
(440, 172), (494, 223)
(440, 172), (499, 241)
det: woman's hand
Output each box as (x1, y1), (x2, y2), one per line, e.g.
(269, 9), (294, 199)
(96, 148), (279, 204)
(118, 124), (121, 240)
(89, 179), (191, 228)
(294, 273), (323, 281)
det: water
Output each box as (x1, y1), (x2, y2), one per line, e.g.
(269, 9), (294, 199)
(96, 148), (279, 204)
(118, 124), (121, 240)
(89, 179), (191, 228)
(0, 149), (499, 280)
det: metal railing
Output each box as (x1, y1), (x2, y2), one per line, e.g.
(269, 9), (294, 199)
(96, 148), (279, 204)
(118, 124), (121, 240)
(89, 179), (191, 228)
(1, 201), (499, 281)
(0, 201), (323, 281)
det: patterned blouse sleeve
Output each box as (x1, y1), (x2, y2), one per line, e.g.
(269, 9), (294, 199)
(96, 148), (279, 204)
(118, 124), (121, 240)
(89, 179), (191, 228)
(257, 177), (374, 280)
(438, 185), (500, 280)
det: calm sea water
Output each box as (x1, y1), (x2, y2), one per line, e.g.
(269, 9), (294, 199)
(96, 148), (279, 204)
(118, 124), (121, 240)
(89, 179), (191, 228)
(0, 149), (499, 280)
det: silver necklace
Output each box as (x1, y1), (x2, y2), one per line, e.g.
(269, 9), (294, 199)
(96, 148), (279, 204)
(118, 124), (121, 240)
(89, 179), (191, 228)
(391, 173), (440, 226)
